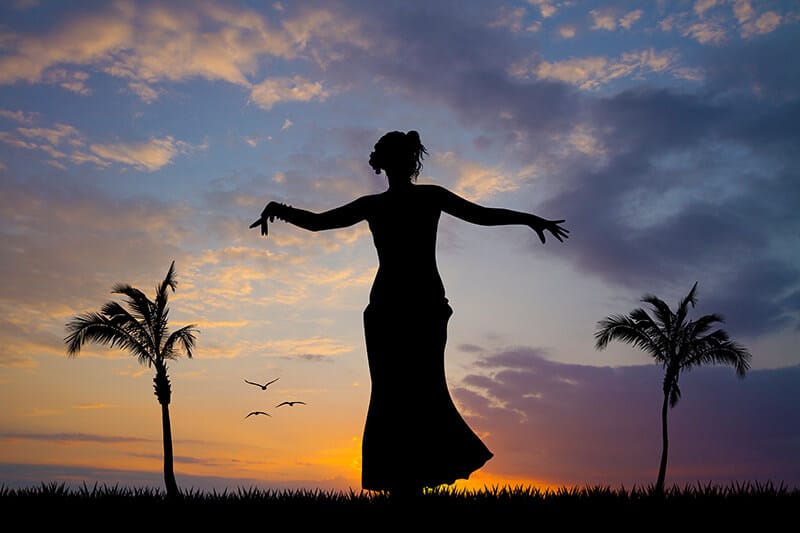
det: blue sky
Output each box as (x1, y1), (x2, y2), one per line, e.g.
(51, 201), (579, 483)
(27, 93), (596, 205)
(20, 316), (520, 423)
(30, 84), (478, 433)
(0, 0), (798, 492)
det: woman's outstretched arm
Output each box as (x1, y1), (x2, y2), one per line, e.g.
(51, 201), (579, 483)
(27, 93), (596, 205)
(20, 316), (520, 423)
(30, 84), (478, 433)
(437, 186), (569, 244)
(250, 196), (370, 236)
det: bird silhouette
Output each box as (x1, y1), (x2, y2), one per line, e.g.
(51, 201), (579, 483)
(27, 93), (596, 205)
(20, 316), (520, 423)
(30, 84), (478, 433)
(245, 411), (271, 419)
(275, 401), (306, 408)
(244, 377), (279, 390)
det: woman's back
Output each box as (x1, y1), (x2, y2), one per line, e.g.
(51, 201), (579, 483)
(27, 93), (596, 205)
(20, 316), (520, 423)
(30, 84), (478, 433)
(366, 184), (446, 305)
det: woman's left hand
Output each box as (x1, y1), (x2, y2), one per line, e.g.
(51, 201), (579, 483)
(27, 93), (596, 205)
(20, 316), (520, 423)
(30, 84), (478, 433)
(531, 218), (569, 244)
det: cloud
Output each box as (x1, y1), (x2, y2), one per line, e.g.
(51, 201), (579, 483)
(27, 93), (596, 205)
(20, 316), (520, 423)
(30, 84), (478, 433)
(589, 8), (644, 32)
(454, 347), (800, 487)
(527, 1), (557, 19)
(0, 173), (192, 366)
(18, 123), (80, 145)
(589, 9), (618, 31)
(433, 151), (519, 201)
(740, 11), (783, 39)
(0, 1), (370, 102)
(684, 21), (729, 44)
(0, 109), (38, 124)
(325, 2), (799, 341)
(249, 75), (329, 110)
(619, 10), (643, 30)
(0, 462), (353, 492)
(0, 432), (155, 444)
(514, 48), (690, 91)
(558, 25), (577, 39)
(661, 1), (792, 46)
(1, 116), (204, 171)
(11, 0), (40, 10)
(44, 68), (91, 95)
(489, 6), (528, 33)
(90, 136), (204, 172)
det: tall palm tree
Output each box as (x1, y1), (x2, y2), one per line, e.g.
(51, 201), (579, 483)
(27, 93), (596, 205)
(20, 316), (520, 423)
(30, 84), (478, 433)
(65, 261), (198, 499)
(594, 282), (751, 496)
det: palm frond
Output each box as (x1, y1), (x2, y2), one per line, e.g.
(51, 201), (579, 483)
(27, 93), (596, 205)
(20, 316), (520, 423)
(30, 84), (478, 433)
(595, 314), (664, 360)
(683, 336), (752, 377)
(675, 282), (699, 327)
(161, 324), (199, 360)
(64, 312), (153, 364)
(641, 294), (674, 332)
(154, 261), (177, 350)
(155, 261), (177, 315)
(100, 301), (157, 355)
(629, 308), (669, 351)
(110, 284), (155, 336)
(686, 313), (725, 338)
(65, 261), (196, 380)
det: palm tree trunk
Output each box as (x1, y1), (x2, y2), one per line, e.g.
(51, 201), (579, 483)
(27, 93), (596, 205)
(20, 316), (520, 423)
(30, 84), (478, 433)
(655, 390), (669, 496)
(154, 367), (179, 498)
(161, 401), (179, 498)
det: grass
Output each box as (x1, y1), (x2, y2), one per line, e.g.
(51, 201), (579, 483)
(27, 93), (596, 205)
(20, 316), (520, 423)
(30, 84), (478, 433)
(2, 481), (796, 528)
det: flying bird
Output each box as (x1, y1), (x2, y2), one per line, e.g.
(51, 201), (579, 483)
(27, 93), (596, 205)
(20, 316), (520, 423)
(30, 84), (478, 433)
(275, 401), (306, 408)
(245, 411), (271, 419)
(244, 377), (279, 390)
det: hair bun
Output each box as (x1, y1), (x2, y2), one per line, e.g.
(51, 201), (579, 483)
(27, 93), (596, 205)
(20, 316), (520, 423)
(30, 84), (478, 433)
(406, 130), (421, 144)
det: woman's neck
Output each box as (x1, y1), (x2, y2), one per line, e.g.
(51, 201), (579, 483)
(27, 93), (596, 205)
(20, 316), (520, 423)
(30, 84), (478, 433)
(386, 173), (413, 190)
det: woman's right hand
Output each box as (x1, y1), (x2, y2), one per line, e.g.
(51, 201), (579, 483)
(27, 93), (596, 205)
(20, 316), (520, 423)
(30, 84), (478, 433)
(249, 201), (282, 236)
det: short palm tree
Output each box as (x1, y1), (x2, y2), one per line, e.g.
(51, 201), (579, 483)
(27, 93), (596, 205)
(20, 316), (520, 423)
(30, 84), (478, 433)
(594, 282), (751, 496)
(65, 261), (198, 499)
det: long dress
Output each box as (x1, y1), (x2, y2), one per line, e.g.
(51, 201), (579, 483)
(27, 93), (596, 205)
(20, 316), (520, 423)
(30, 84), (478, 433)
(360, 185), (493, 491)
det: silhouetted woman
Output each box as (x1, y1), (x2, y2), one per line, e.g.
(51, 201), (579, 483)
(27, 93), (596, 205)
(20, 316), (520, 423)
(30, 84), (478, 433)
(251, 130), (568, 497)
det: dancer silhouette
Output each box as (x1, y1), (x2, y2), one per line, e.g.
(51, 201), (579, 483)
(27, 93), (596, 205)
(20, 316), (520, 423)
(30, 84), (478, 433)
(250, 130), (568, 497)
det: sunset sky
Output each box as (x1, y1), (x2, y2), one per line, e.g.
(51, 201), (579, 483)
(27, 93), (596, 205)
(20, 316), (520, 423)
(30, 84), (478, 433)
(1, 0), (799, 493)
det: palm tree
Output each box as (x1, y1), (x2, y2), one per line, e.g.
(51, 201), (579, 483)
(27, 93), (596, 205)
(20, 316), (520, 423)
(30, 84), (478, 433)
(64, 261), (198, 499)
(594, 282), (751, 496)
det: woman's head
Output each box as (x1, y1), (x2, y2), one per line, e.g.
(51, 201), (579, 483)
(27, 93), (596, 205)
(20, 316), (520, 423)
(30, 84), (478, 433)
(369, 130), (428, 181)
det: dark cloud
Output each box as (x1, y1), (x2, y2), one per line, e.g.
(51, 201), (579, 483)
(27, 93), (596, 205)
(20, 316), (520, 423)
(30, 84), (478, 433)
(701, 259), (800, 336)
(0, 462), (351, 492)
(701, 26), (800, 103)
(454, 347), (800, 488)
(317, 2), (800, 340)
(457, 343), (484, 353)
(0, 432), (155, 444)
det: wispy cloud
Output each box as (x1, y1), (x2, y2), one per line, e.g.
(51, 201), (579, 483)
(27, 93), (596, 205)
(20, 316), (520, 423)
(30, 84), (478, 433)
(0, 432), (156, 444)
(512, 48), (696, 91)
(1, 117), (204, 171)
(0, 109), (38, 124)
(0, 1), (369, 103)
(527, 0), (557, 19)
(590, 8), (643, 32)
(661, 1), (791, 45)
(489, 6), (529, 33)
(249, 75), (329, 110)
(433, 152), (519, 201)
(90, 136), (206, 172)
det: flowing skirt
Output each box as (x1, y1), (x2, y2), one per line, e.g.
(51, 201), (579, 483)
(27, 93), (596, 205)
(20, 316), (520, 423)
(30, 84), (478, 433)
(361, 299), (493, 491)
